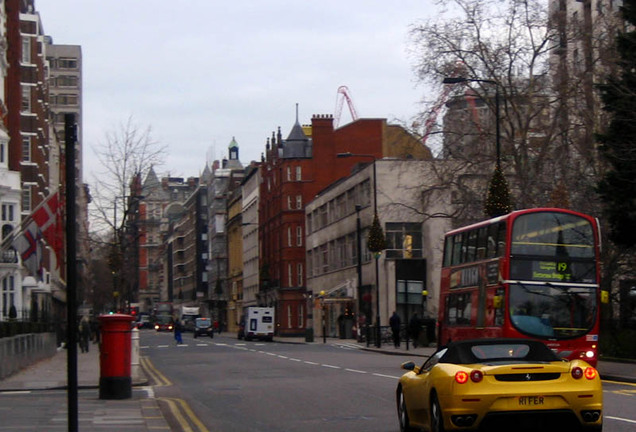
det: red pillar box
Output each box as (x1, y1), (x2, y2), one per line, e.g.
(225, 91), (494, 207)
(99, 313), (135, 399)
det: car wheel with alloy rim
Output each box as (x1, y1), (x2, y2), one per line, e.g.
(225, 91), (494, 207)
(396, 386), (416, 432)
(431, 393), (445, 432)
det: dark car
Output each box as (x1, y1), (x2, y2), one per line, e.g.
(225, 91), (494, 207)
(193, 318), (214, 338)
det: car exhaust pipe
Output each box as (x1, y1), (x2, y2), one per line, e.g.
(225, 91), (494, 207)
(581, 410), (601, 422)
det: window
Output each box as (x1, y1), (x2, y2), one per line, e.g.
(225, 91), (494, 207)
(287, 305), (292, 329)
(287, 196), (292, 210)
(298, 304), (304, 328)
(296, 195), (302, 209)
(55, 75), (78, 87)
(446, 292), (472, 325)
(22, 137), (31, 161)
(21, 86), (31, 112)
(54, 94), (78, 105)
(288, 263), (293, 287)
(58, 57), (78, 69)
(297, 263), (303, 286)
(287, 227), (292, 247)
(0, 142), (4, 164)
(385, 223), (422, 259)
(286, 166), (292, 181)
(1, 204), (15, 222)
(21, 37), (31, 63)
(21, 187), (31, 213)
(295, 166), (302, 181)
(296, 226), (302, 246)
(2, 276), (15, 318)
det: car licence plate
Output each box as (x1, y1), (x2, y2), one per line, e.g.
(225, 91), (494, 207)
(518, 396), (544, 406)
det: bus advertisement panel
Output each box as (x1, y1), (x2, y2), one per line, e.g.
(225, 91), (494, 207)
(438, 208), (601, 366)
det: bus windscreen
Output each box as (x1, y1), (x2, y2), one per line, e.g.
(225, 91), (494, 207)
(510, 212), (595, 259)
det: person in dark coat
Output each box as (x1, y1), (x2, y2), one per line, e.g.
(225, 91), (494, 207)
(174, 319), (183, 345)
(79, 316), (91, 353)
(389, 311), (401, 348)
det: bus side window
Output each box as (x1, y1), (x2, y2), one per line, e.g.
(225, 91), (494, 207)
(497, 222), (507, 256)
(452, 234), (463, 265)
(487, 223), (498, 258)
(477, 227), (488, 259)
(467, 229), (478, 262)
(443, 236), (453, 267)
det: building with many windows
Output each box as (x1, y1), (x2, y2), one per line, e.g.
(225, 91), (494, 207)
(306, 159), (452, 339)
(259, 112), (431, 337)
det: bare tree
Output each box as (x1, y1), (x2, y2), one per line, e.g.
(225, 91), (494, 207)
(408, 0), (618, 220)
(90, 116), (166, 235)
(88, 116), (166, 311)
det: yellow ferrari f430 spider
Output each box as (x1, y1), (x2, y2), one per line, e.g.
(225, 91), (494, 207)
(396, 338), (602, 432)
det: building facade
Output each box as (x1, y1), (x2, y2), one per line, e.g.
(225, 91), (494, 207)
(259, 112), (431, 337)
(305, 159), (452, 339)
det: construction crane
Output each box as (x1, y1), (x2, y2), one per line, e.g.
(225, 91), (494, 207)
(334, 86), (359, 128)
(421, 82), (484, 146)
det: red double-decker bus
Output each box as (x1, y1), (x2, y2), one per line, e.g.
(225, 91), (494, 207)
(438, 208), (602, 366)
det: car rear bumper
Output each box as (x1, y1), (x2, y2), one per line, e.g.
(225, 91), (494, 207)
(439, 393), (602, 430)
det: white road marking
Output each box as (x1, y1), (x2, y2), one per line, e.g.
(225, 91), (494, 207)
(322, 364), (341, 369)
(372, 373), (400, 379)
(345, 368), (367, 374)
(605, 416), (636, 425)
(304, 361), (319, 365)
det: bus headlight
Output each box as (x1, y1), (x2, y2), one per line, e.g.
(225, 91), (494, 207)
(585, 350), (595, 359)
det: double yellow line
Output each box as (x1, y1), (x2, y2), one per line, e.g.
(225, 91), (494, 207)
(141, 356), (210, 432)
(158, 397), (210, 432)
(141, 356), (172, 387)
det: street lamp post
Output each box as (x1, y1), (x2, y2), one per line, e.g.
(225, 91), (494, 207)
(442, 77), (501, 168)
(337, 152), (383, 348)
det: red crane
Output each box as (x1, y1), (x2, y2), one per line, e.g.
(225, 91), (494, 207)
(334, 86), (359, 128)
(421, 83), (484, 145)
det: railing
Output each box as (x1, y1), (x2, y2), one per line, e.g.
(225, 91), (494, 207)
(0, 319), (55, 339)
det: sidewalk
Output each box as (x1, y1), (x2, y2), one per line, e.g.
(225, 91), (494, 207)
(0, 343), (170, 431)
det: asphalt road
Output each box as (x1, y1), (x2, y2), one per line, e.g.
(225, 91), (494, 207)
(140, 331), (636, 432)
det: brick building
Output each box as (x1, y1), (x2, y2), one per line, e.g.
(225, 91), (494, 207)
(259, 112), (430, 336)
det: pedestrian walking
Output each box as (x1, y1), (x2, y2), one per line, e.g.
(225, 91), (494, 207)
(79, 316), (91, 353)
(389, 311), (401, 348)
(174, 319), (183, 345)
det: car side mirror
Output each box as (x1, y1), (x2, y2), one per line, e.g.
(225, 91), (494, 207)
(401, 361), (416, 371)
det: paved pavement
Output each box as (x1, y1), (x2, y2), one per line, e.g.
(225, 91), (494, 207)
(0, 334), (634, 431)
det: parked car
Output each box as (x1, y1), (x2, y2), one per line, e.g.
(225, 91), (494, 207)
(135, 315), (151, 329)
(193, 318), (214, 338)
(154, 315), (174, 332)
(396, 338), (602, 432)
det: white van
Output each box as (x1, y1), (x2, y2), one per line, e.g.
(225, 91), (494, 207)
(241, 307), (275, 341)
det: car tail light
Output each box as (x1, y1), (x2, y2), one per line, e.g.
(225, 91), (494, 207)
(584, 367), (597, 380)
(470, 370), (483, 383)
(572, 367), (583, 379)
(455, 371), (469, 384)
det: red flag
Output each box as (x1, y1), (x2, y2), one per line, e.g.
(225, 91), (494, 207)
(32, 192), (63, 264)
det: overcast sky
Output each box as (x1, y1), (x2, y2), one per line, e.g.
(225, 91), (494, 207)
(35, 0), (435, 184)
